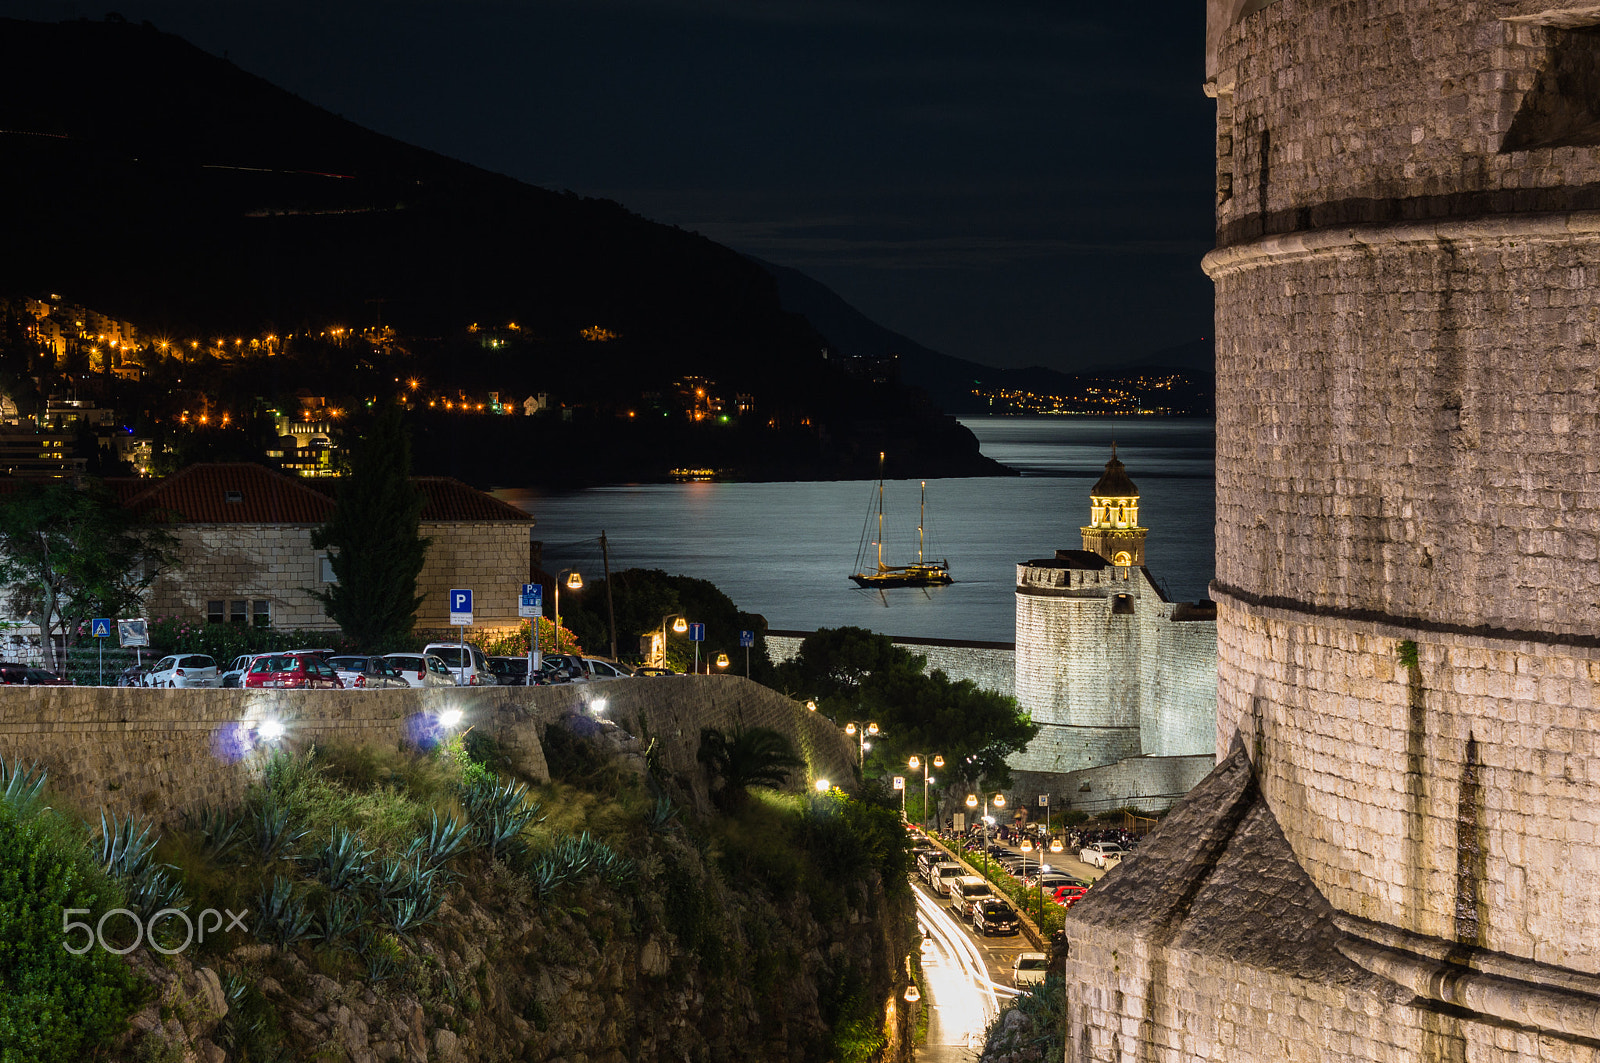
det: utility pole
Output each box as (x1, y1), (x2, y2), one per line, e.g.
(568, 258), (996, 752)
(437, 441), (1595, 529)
(600, 530), (617, 660)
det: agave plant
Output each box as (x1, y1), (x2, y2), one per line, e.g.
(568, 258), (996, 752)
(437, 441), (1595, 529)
(248, 800), (308, 862)
(372, 854), (437, 903)
(644, 796), (680, 835)
(461, 778), (543, 859)
(190, 806), (244, 863)
(254, 875), (314, 948)
(94, 811), (187, 920)
(356, 929), (402, 983)
(382, 890), (442, 944)
(415, 810), (471, 870)
(0, 759), (47, 814)
(307, 827), (374, 892)
(313, 893), (365, 945)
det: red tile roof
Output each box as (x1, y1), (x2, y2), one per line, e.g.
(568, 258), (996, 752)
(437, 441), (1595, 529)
(116, 465), (534, 525)
(415, 477), (534, 523)
(125, 463), (335, 523)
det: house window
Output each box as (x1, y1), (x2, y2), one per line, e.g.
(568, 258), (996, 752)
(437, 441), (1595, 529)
(206, 600), (225, 624)
(253, 600), (271, 626)
(318, 555), (337, 583)
(224, 490), (243, 503)
(230, 600), (247, 624)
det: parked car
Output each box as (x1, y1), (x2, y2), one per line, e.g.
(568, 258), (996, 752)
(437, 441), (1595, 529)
(244, 653), (343, 689)
(147, 654), (220, 688)
(1027, 872), (1090, 891)
(949, 875), (994, 918)
(220, 654), (266, 688)
(540, 653), (588, 683)
(1079, 842), (1127, 868)
(972, 899), (1020, 936)
(383, 653), (458, 689)
(488, 655), (538, 686)
(423, 642), (497, 686)
(327, 655), (411, 689)
(1053, 884), (1091, 909)
(1012, 952), (1050, 988)
(632, 666), (677, 677)
(928, 862), (964, 894)
(0, 664), (73, 685)
(582, 658), (634, 680)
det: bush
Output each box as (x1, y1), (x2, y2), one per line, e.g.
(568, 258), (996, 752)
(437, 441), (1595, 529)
(0, 801), (144, 1062)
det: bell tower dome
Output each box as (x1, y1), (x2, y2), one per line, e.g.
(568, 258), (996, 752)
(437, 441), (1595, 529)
(1080, 443), (1146, 567)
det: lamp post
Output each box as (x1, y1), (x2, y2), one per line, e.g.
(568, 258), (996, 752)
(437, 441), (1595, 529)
(1020, 837), (1036, 920)
(843, 721), (878, 766)
(554, 569), (583, 663)
(965, 791), (1005, 867)
(908, 754), (944, 831)
(657, 613), (688, 669)
(714, 652), (730, 671)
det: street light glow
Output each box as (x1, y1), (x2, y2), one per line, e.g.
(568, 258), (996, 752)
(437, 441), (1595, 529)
(815, 778), (830, 793)
(438, 709), (463, 729)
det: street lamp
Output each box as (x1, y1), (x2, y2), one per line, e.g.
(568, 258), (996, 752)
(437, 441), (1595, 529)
(1020, 837), (1036, 920)
(814, 778), (831, 793)
(714, 652), (730, 670)
(806, 700), (817, 712)
(656, 614), (689, 669)
(843, 721), (878, 766)
(554, 569), (583, 661)
(908, 754), (944, 831)
(965, 791), (1005, 866)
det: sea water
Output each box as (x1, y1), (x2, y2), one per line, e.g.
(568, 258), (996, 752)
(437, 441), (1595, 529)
(498, 416), (1215, 643)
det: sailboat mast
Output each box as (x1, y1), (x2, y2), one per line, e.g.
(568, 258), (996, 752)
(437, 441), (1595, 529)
(876, 452), (885, 573)
(919, 481), (926, 565)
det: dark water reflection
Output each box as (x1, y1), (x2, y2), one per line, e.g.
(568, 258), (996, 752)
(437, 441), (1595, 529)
(498, 417), (1215, 643)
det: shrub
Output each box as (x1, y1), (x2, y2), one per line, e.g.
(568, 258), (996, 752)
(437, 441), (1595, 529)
(0, 801), (144, 1062)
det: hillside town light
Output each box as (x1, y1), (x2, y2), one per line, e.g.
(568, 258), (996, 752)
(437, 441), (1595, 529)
(908, 754), (944, 830)
(806, 700), (817, 712)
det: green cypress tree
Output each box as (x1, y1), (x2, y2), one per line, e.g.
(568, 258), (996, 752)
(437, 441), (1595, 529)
(312, 405), (429, 650)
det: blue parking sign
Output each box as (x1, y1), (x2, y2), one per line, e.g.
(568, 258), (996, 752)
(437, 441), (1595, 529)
(739, 630), (754, 647)
(688, 623), (705, 642)
(450, 588), (473, 626)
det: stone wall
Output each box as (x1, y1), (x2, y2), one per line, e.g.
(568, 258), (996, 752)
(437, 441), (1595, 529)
(1011, 563), (1217, 774)
(766, 630), (1016, 696)
(145, 524), (329, 629)
(413, 521), (531, 631)
(0, 677), (855, 825)
(1012, 753), (1215, 816)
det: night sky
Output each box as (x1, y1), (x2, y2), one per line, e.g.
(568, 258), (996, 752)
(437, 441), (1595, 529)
(6, 0), (1217, 375)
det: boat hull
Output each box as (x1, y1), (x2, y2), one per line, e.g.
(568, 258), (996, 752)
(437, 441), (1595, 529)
(849, 565), (953, 588)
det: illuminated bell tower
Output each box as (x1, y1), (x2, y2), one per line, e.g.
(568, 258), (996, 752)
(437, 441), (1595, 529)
(1080, 443), (1146, 567)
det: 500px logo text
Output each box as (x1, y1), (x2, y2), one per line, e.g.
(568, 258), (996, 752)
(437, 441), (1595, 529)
(63, 907), (249, 955)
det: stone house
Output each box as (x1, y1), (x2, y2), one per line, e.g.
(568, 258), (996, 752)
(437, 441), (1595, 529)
(126, 463), (533, 634)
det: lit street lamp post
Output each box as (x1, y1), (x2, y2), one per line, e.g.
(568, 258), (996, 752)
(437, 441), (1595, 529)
(554, 569), (583, 664)
(657, 614), (688, 669)
(965, 791), (1005, 867)
(908, 754), (944, 830)
(843, 721), (878, 767)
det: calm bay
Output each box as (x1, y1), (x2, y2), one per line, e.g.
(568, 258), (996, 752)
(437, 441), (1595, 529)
(497, 416), (1216, 643)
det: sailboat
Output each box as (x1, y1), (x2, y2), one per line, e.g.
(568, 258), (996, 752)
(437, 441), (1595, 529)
(849, 456), (953, 588)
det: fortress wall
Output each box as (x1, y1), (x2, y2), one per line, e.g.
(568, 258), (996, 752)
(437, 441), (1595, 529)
(1143, 614), (1218, 757)
(766, 631), (1015, 697)
(0, 677), (853, 826)
(1013, 754), (1214, 815)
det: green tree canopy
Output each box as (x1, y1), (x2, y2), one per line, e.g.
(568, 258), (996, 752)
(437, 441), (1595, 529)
(563, 567), (771, 677)
(312, 404), (430, 651)
(774, 626), (1037, 818)
(0, 480), (175, 669)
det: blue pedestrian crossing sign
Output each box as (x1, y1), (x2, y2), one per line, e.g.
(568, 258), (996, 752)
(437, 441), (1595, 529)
(688, 623), (706, 642)
(739, 630), (754, 648)
(91, 618), (112, 639)
(519, 583), (543, 619)
(450, 588), (473, 626)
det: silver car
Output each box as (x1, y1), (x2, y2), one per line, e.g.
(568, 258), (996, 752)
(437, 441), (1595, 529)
(382, 653), (458, 689)
(146, 654), (220, 688)
(328, 655), (411, 689)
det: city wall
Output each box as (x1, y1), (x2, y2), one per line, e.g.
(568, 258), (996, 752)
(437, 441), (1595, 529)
(766, 630), (1016, 696)
(1012, 753), (1215, 817)
(0, 677), (856, 825)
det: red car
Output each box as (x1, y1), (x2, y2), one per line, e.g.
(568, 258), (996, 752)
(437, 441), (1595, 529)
(244, 652), (344, 689)
(1053, 884), (1090, 908)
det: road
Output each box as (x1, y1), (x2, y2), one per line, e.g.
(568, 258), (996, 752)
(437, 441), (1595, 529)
(911, 839), (1112, 1061)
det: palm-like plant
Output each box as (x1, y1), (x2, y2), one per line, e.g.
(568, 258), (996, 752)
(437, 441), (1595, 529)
(697, 726), (805, 810)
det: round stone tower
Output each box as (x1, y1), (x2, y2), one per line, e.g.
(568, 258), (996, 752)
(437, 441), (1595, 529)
(1183, 0), (1600, 1057)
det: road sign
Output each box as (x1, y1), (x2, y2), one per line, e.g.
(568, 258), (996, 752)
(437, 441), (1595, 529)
(450, 588), (473, 626)
(91, 618), (112, 639)
(892, 776), (905, 790)
(688, 623), (705, 642)
(1039, 795), (1049, 807)
(117, 619), (148, 647)
(519, 583), (544, 618)
(739, 629), (754, 647)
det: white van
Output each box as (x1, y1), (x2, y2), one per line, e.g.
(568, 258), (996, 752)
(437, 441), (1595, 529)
(422, 642), (497, 686)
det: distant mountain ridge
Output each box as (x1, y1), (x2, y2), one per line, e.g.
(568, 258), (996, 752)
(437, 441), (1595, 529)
(758, 260), (1212, 412)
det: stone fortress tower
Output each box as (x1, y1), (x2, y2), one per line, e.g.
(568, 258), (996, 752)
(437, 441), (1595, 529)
(1009, 448), (1216, 785)
(1065, 2), (1600, 1060)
